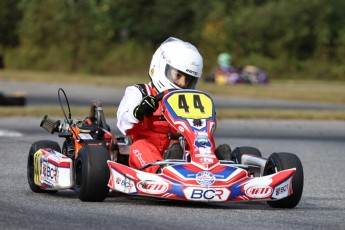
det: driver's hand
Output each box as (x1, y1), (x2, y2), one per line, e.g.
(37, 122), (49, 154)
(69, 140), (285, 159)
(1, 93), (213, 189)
(133, 95), (158, 120)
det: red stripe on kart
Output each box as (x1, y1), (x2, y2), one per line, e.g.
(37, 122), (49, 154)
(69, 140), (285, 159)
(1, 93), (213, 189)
(47, 159), (70, 168)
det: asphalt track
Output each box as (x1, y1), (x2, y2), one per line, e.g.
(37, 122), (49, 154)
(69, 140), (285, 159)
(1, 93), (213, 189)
(0, 117), (344, 230)
(0, 80), (345, 229)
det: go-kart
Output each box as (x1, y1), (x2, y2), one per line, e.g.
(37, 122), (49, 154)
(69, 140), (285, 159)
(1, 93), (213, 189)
(27, 88), (303, 208)
(27, 88), (127, 201)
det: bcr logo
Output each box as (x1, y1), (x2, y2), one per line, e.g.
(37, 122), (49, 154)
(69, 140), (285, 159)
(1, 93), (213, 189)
(184, 187), (230, 201)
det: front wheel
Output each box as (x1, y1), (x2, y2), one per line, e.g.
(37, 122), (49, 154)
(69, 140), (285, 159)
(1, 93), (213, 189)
(264, 152), (304, 208)
(74, 145), (110, 202)
(231, 146), (262, 164)
(27, 140), (61, 193)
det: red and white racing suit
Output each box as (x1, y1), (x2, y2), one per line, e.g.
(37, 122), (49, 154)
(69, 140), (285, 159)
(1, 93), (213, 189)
(117, 83), (177, 173)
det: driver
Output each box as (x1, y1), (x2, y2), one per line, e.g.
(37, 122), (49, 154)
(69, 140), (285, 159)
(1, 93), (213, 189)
(117, 37), (230, 173)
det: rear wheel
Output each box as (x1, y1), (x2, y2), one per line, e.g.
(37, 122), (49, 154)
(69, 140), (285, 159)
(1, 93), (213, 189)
(74, 145), (110, 202)
(231, 146), (262, 164)
(62, 139), (74, 158)
(264, 152), (304, 208)
(215, 144), (232, 160)
(27, 140), (61, 193)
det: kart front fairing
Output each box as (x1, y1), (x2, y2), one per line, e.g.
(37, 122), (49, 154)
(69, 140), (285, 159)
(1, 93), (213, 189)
(107, 90), (296, 202)
(108, 161), (295, 202)
(162, 90), (218, 170)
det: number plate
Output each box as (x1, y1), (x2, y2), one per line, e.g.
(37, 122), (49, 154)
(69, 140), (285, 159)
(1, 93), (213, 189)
(166, 92), (213, 119)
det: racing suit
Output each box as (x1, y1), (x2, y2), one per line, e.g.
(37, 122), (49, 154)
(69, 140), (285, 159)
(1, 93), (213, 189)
(117, 83), (177, 173)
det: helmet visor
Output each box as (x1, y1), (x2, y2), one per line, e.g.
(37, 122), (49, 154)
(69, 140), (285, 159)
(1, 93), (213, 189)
(165, 65), (198, 89)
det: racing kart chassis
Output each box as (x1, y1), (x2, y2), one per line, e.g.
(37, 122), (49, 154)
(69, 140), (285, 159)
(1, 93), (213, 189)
(27, 89), (303, 208)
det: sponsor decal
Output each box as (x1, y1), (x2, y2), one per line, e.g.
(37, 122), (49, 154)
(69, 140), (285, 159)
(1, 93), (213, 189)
(245, 186), (273, 199)
(111, 169), (137, 194)
(41, 161), (57, 184)
(47, 163), (57, 182)
(184, 187), (230, 201)
(42, 162), (47, 177)
(187, 119), (206, 130)
(215, 174), (225, 179)
(137, 180), (168, 194)
(200, 157), (214, 164)
(195, 153), (215, 157)
(194, 135), (211, 148)
(78, 133), (93, 140)
(275, 185), (289, 196)
(40, 174), (44, 182)
(196, 171), (215, 186)
(191, 62), (199, 67)
(186, 69), (198, 76)
(116, 176), (134, 190)
(272, 178), (292, 199)
(133, 149), (146, 166)
(194, 134), (213, 156)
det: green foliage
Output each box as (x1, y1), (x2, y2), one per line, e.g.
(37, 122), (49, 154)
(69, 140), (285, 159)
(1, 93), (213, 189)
(1, 0), (344, 80)
(14, 0), (113, 72)
(0, 0), (22, 49)
(90, 40), (152, 75)
(222, 0), (345, 80)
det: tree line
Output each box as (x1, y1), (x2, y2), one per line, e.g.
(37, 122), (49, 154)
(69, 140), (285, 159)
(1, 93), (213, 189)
(0, 0), (344, 81)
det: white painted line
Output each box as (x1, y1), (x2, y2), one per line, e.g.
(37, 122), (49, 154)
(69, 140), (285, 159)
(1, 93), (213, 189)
(0, 129), (23, 137)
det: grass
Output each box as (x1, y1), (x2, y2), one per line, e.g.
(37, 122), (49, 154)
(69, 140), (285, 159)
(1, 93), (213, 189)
(1, 69), (345, 120)
(201, 80), (345, 104)
(1, 106), (345, 121)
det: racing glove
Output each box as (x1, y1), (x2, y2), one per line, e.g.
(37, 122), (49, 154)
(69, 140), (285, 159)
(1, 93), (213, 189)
(133, 95), (158, 120)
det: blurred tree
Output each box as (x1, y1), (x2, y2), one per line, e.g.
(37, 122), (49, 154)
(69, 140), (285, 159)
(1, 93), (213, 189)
(107, 0), (205, 46)
(17, 0), (113, 71)
(0, 0), (22, 48)
(325, 0), (345, 61)
(224, 0), (345, 78)
(200, 0), (252, 69)
(1, 0), (344, 79)
(200, 1), (228, 60)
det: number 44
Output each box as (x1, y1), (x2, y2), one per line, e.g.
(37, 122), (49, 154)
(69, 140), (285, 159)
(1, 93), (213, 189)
(178, 94), (205, 113)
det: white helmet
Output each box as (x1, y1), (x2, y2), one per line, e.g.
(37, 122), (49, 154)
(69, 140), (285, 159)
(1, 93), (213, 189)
(149, 37), (203, 93)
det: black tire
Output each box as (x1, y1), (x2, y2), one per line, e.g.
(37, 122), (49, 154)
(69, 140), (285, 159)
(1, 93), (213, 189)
(215, 144), (232, 160)
(264, 152), (304, 208)
(62, 139), (74, 158)
(117, 153), (129, 166)
(27, 140), (61, 193)
(74, 145), (110, 202)
(231, 146), (262, 164)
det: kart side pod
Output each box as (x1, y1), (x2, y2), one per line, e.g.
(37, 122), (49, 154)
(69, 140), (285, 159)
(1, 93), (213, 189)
(33, 148), (73, 190)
